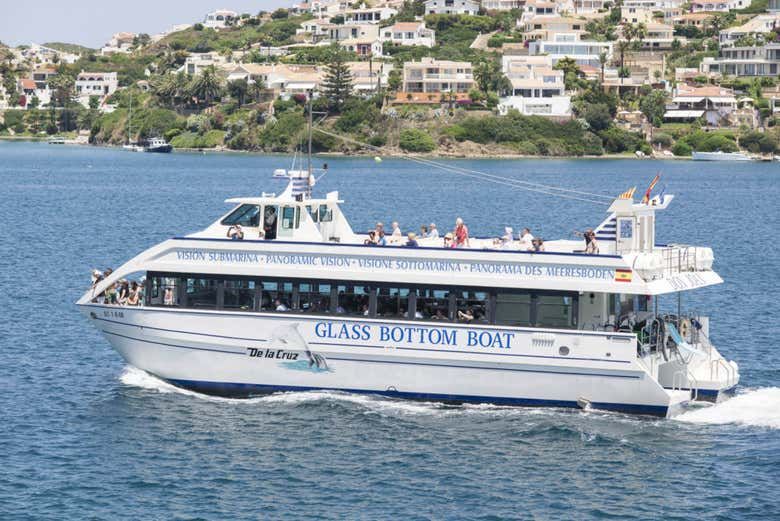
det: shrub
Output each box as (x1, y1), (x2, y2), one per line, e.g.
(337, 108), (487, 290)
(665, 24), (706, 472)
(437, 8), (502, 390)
(651, 132), (673, 147)
(513, 141), (539, 155)
(672, 141), (692, 156)
(599, 127), (645, 153)
(582, 103), (612, 132)
(399, 128), (436, 152)
(740, 131), (778, 153)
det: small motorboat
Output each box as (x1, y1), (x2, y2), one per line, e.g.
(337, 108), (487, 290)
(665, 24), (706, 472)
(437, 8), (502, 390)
(143, 137), (173, 153)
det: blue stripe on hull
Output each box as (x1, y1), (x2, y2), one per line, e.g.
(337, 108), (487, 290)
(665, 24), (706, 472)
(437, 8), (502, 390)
(165, 378), (670, 417)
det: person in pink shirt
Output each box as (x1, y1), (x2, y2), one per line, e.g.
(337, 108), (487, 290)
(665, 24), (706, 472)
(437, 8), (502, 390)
(453, 217), (469, 248)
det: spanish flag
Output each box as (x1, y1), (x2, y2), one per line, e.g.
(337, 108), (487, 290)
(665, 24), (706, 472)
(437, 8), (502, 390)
(641, 174), (661, 204)
(617, 186), (636, 200)
(615, 269), (632, 283)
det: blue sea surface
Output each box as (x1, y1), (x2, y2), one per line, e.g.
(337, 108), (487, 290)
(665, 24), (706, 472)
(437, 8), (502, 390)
(0, 141), (778, 520)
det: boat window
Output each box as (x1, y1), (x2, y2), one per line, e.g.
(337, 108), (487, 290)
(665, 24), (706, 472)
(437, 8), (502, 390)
(281, 206), (297, 230)
(221, 204), (260, 227)
(261, 281), (292, 311)
(495, 292), (532, 327)
(376, 287), (409, 318)
(185, 278), (218, 309)
(307, 205), (319, 223)
(335, 284), (372, 316)
(319, 205), (333, 222)
(454, 290), (489, 323)
(298, 283), (331, 313)
(148, 275), (179, 306)
(413, 288), (451, 321)
(223, 279), (256, 311)
(536, 294), (577, 329)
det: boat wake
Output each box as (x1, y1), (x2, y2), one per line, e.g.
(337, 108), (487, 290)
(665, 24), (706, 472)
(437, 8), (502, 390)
(120, 367), (780, 428)
(675, 387), (780, 429)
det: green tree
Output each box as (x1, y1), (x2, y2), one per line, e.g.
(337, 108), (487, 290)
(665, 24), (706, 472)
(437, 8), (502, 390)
(598, 51), (609, 84)
(387, 69), (402, 92)
(321, 47), (353, 113)
(48, 73), (75, 107)
(151, 73), (180, 107)
(228, 78), (248, 106)
(248, 79), (266, 104)
(187, 65), (224, 106)
(88, 95), (100, 110)
(639, 90), (667, 126)
(582, 103), (612, 131)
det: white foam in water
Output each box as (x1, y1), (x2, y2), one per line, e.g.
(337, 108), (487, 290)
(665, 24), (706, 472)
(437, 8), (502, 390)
(675, 388), (780, 429)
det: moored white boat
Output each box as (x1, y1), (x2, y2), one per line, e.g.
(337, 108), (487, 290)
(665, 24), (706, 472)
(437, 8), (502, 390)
(143, 137), (173, 153)
(692, 150), (752, 161)
(78, 162), (740, 417)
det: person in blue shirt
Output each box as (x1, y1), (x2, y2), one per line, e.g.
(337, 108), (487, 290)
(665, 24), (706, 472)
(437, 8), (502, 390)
(405, 232), (419, 247)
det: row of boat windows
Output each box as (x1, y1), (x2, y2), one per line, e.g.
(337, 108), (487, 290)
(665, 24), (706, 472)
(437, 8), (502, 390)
(221, 203), (333, 228)
(147, 273), (578, 329)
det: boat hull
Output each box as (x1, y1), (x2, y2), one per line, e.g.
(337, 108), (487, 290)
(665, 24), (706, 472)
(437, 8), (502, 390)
(692, 151), (751, 161)
(81, 303), (683, 417)
(144, 144), (173, 153)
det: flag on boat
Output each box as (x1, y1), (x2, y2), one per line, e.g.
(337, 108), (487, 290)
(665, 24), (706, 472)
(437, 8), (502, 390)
(641, 174), (661, 204)
(617, 186), (636, 199)
(650, 184), (666, 206)
(615, 269), (633, 283)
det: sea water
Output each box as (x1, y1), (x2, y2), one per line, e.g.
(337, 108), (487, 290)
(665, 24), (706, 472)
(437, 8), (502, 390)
(0, 141), (778, 520)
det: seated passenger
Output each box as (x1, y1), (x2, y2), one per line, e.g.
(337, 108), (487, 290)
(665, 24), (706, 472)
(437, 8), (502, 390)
(362, 304), (370, 316)
(428, 223), (439, 239)
(499, 227), (514, 249)
(364, 230), (378, 245)
(457, 308), (474, 323)
(127, 282), (140, 306)
(163, 287), (174, 306)
(227, 224), (244, 240)
(390, 221), (402, 243)
(443, 232), (454, 248)
(405, 232), (419, 247)
(104, 283), (118, 305)
(420, 225), (429, 238)
(376, 230), (387, 246)
(432, 309), (447, 320)
(117, 281), (129, 305)
(518, 228), (534, 250)
(274, 299), (288, 311)
(453, 218), (469, 248)
(532, 238), (545, 252)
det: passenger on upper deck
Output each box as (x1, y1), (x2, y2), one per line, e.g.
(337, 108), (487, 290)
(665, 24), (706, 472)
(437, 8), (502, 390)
(575, 228), (598, 254)
(500, 227), (514, 249)
(390, 221), (402, 244)
(519, 228), (534, 250)
(532, 238), (545, 252)
(405, 233), (419, 247)
(377, 229), (387, 246)
(443, 232), (453, 248)
(364, 230), (378, 245)
(420, 225), (428, 238)
(428, 223), (439, 239)
(453, 218), (470, 248)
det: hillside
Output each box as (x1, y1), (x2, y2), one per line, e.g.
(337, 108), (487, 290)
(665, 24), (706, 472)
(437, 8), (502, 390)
(42, 42), (95, 54)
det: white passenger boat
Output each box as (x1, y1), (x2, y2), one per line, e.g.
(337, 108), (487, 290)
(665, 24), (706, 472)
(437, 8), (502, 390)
(77, 163), (740, 417)
(692, 150), (752, 161)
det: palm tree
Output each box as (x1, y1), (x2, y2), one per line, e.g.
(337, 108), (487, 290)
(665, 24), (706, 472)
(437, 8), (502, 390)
(598, 51), (609, 84)
(247, 79), (266, 104)
(151, 74), (178, 107)
(187, 65), (224, 106)
(228, 78), (248, 106)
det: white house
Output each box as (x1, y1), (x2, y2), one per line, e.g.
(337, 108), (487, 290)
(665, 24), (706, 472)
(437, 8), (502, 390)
(401, 57), (475, 95)
(226, 63), (324, 99)
(498, 55), (572, 117)
(483, 0), (525, 10)
(690, 0), (751, 11)
(101, 32), (136, 56)
(424, 0), (480, 15)
(75, 71), (119, 104)
(347, 61), (395, 93)
(204, 9), (238, 29)
(718, 14), (780, 47)
(380, 22), (436, 47)
(528, 34), (613, 67)
(701, 43), (780, 77)
(343, 4), (397, 23)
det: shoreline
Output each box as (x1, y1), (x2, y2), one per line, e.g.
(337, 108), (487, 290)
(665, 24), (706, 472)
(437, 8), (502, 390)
(0, 136), (690, 160)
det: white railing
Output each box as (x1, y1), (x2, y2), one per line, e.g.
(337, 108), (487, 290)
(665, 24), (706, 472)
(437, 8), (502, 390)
(673, 368), (699, 401)
(710, 358), (737, 388)
(661, 245), (698, 274)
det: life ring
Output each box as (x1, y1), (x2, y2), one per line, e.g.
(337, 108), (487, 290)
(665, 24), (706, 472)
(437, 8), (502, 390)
(680, 319), (691, 341)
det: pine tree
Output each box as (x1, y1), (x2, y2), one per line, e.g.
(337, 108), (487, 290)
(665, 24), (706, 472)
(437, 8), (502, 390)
(321, 47), (353, 114)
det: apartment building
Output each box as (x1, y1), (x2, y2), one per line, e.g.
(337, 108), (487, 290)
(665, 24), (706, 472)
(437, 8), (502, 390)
(498, 55), (572, 117)
(701, 43), (780, 77)
(401, 57), (475, 98)
(424, 0), (480, 15)
(380, 22), (436, 47)
(528, 34), (613, 67)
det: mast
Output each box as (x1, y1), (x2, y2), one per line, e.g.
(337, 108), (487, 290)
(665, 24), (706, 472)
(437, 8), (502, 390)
(307, 90), (313, 197)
